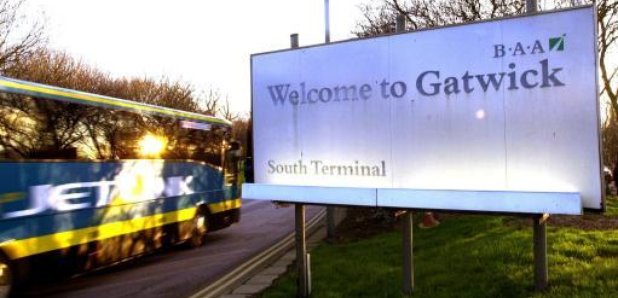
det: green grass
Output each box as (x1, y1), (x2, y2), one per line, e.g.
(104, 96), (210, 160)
(261, 197), (618, 298)
(606, 195), (618, 216)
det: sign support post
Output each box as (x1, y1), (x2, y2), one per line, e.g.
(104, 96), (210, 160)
(290, 33), (310, 298)
(533, 213), (549, 291)
(323, 0), (337, 242)
(525, 1), (549, 292)
(402, 211), (414, 295)
(526, 0), (538, 13)
(395, 13), (415, 295)
(295, 203), (309, 297)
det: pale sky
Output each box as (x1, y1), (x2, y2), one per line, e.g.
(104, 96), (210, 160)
(24, 0), (368, 117)
(22, 1), (617, 118)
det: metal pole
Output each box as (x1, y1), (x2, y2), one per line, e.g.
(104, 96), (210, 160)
(295, 204), (308, 297)
(395, 14), (414, 295)
(324, 0), (331, 43)
(533, 214), (549, 291)
(526, 0), (546, 290)
(402, 211), (414, 295)
(290, 33), (309, 298)
(290, 33), (299, 49)
(307, 253), (312, 296)
(396, 14), (406, 32)
(323, 0), (337, 242)
(526, 0), (538, 14)
(326, 207), (336, 240)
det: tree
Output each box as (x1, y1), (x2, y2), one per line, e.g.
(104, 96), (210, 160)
(231, 118), (249, 150)
(0, 47), (231, 159)
(597, 0), (618, 167)
(0, 0), (45, 74)
(220, 98), (240, 122)
(0, 49), (103, 157)
(354, 0), (525, 37)
(0, 0), (233, 159)
(195, 89), (222, 116)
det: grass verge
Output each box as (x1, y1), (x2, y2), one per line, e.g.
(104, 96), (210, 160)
(260, 197), (618, 298)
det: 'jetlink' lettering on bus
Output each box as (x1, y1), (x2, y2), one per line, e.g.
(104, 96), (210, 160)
(3, 176), (194, 219)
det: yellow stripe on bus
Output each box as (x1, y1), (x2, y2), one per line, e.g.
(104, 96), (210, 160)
(0, 79), (229, 125)
(0, 198), (241, 260)
(0, 192), (25, 204)
(0, 207), (197, 260)
(209, 198), (242, 213)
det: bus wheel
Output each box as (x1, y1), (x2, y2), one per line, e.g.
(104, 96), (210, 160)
(188, 212), (208, 248)
(0, 255), (13, 298)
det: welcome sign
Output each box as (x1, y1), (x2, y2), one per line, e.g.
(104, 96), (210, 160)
(247, 6), (602, 213)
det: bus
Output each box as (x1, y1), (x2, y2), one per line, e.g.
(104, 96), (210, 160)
(0, 76), (242, 295)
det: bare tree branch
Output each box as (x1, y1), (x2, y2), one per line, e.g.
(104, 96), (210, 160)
(0, 0), (46, 75)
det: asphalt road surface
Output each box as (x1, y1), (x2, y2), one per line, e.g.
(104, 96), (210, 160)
(19, 200), (323, 298)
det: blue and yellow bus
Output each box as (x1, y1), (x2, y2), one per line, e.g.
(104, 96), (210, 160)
(0, 76), (242, 294)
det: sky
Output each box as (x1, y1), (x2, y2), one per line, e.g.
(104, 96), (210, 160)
(24, 0), (369, 117)
(21, 1), (617, 119)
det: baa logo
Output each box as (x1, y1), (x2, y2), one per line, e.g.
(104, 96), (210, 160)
(493, 35), (566, 58)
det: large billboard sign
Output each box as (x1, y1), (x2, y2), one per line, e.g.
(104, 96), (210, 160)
(247, 6), (601, 214)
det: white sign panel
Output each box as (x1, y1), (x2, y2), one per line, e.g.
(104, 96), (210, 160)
(250, 7), (601, 212)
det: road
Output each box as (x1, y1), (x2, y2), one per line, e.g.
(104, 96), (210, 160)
(20, 200), (323, 298)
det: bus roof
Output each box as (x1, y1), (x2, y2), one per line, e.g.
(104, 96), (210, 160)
(0, 76), (231, 126)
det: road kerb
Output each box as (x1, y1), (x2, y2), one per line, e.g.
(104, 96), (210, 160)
(189, 208), (326, 298)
